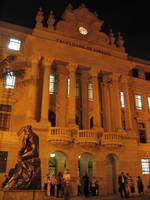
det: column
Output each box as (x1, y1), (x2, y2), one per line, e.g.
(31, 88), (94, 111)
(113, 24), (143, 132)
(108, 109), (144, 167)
(121, 75), (133, 130)
(67, 63), (78, 127)
(111, 73), (122, 131)
(81, 71), (89, 129)
(40, 58), (53, 123)
(56, 66), (67, 127)
(91, 69), (102, 129)
(26, 56), (39, 122)
(102, 78), (111, 131)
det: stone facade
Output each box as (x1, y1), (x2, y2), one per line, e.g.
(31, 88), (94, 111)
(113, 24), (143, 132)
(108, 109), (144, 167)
(0, 4), (150, 196)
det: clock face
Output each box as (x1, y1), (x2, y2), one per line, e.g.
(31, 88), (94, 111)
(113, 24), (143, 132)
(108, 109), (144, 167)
(78, 26), (88, 35)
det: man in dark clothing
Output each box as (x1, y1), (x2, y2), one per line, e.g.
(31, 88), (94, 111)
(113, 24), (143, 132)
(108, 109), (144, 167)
(118, 172), (128, 198)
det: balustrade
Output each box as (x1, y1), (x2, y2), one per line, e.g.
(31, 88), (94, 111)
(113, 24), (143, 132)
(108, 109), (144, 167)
(101, 132), (123, 146)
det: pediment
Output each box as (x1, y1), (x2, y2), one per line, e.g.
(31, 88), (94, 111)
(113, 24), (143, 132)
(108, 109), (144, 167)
(56, 4), (109, 46)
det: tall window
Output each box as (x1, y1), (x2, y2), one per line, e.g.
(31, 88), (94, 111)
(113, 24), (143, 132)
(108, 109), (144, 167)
(88, 81), (93, 100)
(8, 38), (21, 51)
(76, 78), (80, 97)
(148, 97), (150, 110)
(141, 158), (150, 174)
(5, 72), (16, 89)
(120, 91), (125, 108)
(138, 122), (147, 143)
(145, 72), (150, 81)
(0, 151), (8, 173)
(135, 94), (142, 110)
(49, 74), (57, 94)
(132, 68), (139, 78)
(0, 104), (12, 130)
(67, 78), (70, 96)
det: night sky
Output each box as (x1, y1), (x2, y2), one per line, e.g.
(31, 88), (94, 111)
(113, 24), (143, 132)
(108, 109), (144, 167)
(0, 0), (150, 61)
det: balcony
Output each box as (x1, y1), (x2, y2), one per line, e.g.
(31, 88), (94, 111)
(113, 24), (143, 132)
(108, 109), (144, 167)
(76, 129), (99, 145)
(101, 132), (124, 146)
(48, 127), (73, 143)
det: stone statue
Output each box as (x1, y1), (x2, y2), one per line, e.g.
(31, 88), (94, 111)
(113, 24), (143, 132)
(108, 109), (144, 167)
(2, 125), (41, 190)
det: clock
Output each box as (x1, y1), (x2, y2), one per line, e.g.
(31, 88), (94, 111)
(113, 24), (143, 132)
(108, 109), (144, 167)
(78, 26), (88, 35)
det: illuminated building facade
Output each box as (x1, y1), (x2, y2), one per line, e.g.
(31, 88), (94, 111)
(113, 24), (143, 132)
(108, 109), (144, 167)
(0, 4), (150, 195)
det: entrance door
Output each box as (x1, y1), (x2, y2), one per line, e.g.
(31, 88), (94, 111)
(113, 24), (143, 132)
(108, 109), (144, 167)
(49, 151), (66, 177)
(104, 154), (119, 194)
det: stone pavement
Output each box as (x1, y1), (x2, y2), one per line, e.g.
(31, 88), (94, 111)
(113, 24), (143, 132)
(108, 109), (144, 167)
(47, 194), (150, 200)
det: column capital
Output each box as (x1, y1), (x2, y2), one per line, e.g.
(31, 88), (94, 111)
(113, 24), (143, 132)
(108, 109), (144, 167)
(120, 75), (128, 84)
(111, 72), (120, 81)
(42, 57), (54, 66)
(28, 55), (41, 65)
(90, 69), (99, 77)
(67, 63), (78, 72)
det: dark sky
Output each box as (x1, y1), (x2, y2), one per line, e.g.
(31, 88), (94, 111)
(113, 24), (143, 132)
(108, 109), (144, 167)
(0, 0), (150, 61)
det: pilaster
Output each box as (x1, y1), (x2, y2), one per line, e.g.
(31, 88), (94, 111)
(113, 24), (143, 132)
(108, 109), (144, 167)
(121, 75), (133, 130)
(40, 57), (53, 125)
(90, 69), (102, 130)
(66, 63), (78, 127)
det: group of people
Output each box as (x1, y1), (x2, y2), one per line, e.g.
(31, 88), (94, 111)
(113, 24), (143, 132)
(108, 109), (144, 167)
(43, 171), (99, 199)
(81, 173), (99, 197)
(43, 169), (71, 200)
(118, 172), (144, 198)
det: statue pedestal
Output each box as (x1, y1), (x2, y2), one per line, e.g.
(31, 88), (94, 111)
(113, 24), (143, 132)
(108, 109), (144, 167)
(0, 190), (46, 200)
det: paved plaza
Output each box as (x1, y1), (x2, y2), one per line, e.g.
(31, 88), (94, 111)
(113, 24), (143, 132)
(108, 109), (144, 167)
(46, 194), (150, 200)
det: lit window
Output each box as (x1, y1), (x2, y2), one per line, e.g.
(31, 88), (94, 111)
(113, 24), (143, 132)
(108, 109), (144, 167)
(120, 91), (125, 108)
(0, 104), (11, 131)
(141, 159), (150, 174)
(67, 78), (70, 96)
(135, 94), (142, 110)
(148, 97), (150, 110)
(5, 72), (16, 89)
(49, 74), (57, 94)
(88, 81), (93, 100)
(8, 38), (21, 51)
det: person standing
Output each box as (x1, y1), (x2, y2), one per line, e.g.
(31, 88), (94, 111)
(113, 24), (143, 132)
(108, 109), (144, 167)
(77, 176), (81, 196)
(82, 172), (89, 198)
(118, 172), (128, 198)
(63, 169), (71, 200)
(56, 172), (63, 197)
(47, 176), (51, 197)
(137, 176), (144, 196)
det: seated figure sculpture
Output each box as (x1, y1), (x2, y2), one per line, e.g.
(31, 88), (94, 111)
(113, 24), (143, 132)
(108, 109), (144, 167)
(2, 125), (41, 190)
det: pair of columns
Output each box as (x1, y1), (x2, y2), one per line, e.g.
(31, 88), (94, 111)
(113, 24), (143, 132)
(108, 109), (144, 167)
(26, 57), (103, 129)
(103, 73), (133, 132)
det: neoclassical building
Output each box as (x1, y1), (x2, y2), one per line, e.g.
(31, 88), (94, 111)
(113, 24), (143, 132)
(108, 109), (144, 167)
(0, 4), (150, 195)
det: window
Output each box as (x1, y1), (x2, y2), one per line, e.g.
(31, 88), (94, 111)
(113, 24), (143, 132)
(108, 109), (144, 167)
(120, 91), (125, 108)
(76, 78), (80, 97)
(132, 68), (139, 78)
(88, 81), (93, 100)
(67, 78), (70, 96)
(138, 123), (147, 143)
(49, 74), (57, 94)
(141, 158), (150, 174)
(135, 94), (142, 110)
(0, 104), (11, 130)
(0, 151), (8, 173)
(145, 72), (150, 81)
(8, 38), (21, 51)
(148, 97), (150, 110)
(5, 72), (16, 89)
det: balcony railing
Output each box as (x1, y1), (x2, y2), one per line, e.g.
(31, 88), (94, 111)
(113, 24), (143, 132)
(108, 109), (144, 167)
(76, 129), (99, 145)
(101, 132), (123, 146)
(48, 127), (73, 143)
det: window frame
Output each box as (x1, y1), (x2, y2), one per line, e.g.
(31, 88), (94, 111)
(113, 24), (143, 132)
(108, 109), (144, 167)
(88, 81), (93, 101)
(49, 74), (57, 95)
(4, 72), (16, 89)
(141, 158), (150, 175)
(134, 93), (143, 110)
(8, 38), (21, 51)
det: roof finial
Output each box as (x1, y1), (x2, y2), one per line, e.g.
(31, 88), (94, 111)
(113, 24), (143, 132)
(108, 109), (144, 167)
(35, 7), (44, 28)
(108, 29), (116, 47)
(47, 10), (55, 29)
(116, 32), (125, 52)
